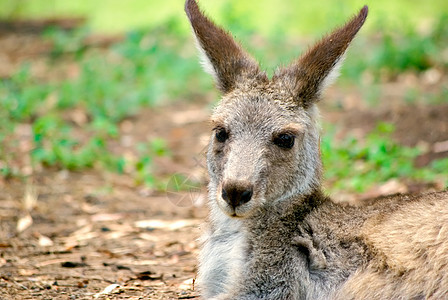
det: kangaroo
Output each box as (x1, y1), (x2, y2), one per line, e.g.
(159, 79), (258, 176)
(185, 0), (448, 299)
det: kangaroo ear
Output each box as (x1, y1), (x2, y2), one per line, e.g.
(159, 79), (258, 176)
(185, 0), (263, 94)
(275, 6), (368, 108)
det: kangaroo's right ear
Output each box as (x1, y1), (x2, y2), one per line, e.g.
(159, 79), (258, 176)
(185, 0), (263, 94)
(274, 6), (368, 108)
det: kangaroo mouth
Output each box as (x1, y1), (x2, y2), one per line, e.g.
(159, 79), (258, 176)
(230, 211), (245, 218)
(219, 198), (255, 219)
(222, 204), (245, 218)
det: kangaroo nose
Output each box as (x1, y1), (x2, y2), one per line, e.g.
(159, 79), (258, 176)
(221, 182), (253, 208)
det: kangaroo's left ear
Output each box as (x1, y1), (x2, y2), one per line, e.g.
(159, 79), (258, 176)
(274, 6), (368, 108)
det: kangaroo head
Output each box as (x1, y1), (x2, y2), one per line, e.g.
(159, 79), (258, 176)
(185, 0), (368, 218)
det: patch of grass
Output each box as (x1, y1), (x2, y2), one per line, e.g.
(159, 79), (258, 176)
(427, 86), (448, 105)
(0, 24), (205, 188)
(42, 21), (210, 114)
(134, 139), (171, 187)
(322, 123), (448, 193)
(420, 158), (448, 188)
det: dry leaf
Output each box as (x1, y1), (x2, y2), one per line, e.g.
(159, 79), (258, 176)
(434, 140), (448, 153)
(80, 202), (101, 214)
(93, 283), (120, 298)
(134, 219), (200, 231)
(179, 278), (195, 290)
(104, 231), (128, 240)
(23, 185), (37, 211)
(17, 214), (33, 233)
(91, 213), (124, 222)
(35, 258), (69, 268)
(169, 254), (179, 264)
(70, 108), (88, 126)
(18, 269), (37, 276)
(138, 233), (159, 242)
(38, 233), (54, 247)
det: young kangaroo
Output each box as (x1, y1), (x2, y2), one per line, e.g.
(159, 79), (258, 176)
(185, 0), (448, 299)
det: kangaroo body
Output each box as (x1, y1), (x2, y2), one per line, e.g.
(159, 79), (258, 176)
(201, 190), (448, 299)
(184, 1), (448, 299)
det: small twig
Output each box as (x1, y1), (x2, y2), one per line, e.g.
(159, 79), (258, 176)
(12, 280), (28, 290)
(55, 275), (115, 284)
(35, 258), (68, 267)
(21, 249), (73, 258)
(178, 296), (199, 299)
(26, 273), (115, 284)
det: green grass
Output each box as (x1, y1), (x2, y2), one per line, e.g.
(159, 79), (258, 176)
(0, 24), (201, 187)
(322, 123), (448, 193)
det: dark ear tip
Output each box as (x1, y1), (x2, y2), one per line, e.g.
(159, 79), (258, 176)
(360, 5), (369, 19)
(185, 0), (197, 17)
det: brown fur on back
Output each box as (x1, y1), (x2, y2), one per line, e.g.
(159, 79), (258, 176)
(337, 191), (448, 299)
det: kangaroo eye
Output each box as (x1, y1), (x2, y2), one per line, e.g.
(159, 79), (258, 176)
(215, 128), (229, 143)
(273, 133), (295, 149)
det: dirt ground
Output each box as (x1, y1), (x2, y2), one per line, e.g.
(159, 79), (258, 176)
(1, 21), (448, 300)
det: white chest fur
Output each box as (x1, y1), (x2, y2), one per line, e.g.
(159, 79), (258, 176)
(198, 210), (247, 299)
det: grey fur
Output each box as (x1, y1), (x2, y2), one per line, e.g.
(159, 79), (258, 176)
(185, 1), (448, 299)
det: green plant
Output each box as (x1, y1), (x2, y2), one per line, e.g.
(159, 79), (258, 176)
(322, 122), (448, 193)
(0, 23), (209, 186)
(134, 139), (170, 187)
(43, 27), (90, 59)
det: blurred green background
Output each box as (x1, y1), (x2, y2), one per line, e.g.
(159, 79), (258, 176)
(0, 0), (447, 194)
(1, 0), (446, 35)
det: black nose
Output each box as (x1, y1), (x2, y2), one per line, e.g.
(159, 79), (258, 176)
(221, 182), (253, 208)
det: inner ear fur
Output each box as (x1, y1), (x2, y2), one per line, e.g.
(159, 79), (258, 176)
(185, 0), (265, 94)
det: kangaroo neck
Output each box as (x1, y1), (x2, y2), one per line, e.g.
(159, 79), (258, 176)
(245, 188), (329, 225)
